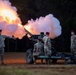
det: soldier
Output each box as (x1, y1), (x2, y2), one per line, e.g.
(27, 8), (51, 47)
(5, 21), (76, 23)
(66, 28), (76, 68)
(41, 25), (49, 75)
(39, 32), (44, 39)
(0, 29), (15, 65)
(71, 31), (76, 63)
(33, 38), (44, 62)
(43, 32), (52, 56)
(38, 32), (44, 43)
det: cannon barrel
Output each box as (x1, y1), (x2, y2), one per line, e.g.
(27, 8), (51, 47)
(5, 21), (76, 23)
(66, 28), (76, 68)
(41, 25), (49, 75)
(24, 28), (39, 42)
(24, 28), (33, 36)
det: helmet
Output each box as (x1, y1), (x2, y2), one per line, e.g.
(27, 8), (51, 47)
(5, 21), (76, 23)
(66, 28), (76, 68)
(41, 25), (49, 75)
(46, 32), (49, 35)
(40, 32), (44, 35)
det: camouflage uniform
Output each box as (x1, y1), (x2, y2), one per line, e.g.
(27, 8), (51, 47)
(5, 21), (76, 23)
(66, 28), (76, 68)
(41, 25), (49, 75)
(71, 35), (76, 63)
(0, 35), (14, 65)
(33, 41), (44, 56)
(38, 32), (44, 43)
(43, 35), (51, 56)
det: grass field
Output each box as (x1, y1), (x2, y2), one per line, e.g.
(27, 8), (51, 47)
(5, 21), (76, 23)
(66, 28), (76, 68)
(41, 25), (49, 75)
(0, 52), (76, 75)
(0, 64), (76, 75)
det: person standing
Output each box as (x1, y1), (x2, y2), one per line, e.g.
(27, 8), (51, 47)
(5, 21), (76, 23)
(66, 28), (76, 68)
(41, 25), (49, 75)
(0, 29), (15, 65)
(43, 32), (52, 56)
(71, 31), (76, 63)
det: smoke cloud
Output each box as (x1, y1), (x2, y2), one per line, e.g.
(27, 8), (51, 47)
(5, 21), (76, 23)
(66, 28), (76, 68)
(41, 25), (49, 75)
(24, 14), (62, 39)
(0, 0), (25, 39)
(0, 0), (62, 39)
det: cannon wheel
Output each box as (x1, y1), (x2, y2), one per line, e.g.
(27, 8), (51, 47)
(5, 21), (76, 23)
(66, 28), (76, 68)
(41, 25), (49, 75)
(25, 49), (34, 64)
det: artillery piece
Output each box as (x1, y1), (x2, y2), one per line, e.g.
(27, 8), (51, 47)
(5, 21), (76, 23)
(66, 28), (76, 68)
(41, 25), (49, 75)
(24, 28), (72, 64)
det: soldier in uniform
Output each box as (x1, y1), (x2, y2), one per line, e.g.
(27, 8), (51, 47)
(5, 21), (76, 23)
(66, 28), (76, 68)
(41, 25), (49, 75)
(38, 32), (44, 43)
(0, 29), (15, 65)
(33, 38), (44, 62)
(38, 32), (44, 40)
(71, 31), (76, 63)
(33, 38), (44, 56)
(43, 32), (52, 56)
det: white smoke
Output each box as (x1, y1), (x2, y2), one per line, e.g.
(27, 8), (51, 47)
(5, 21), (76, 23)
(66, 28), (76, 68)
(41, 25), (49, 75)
(25, 14), (62, 39)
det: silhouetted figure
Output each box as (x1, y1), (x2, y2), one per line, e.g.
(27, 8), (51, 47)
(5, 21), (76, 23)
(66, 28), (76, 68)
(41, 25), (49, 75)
(22, 34), (30, 52)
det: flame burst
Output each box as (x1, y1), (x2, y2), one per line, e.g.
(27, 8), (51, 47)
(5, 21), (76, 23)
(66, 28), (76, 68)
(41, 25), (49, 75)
(0, 0), (25, 39)
(0, 9), (17, 24)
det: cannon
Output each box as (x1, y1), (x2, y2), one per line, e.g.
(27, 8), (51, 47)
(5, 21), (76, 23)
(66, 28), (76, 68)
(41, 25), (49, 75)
(24, 28), (72, 64)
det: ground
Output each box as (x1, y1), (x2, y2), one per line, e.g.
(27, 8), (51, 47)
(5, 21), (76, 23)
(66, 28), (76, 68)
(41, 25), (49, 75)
(0, 52), (76, 75)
